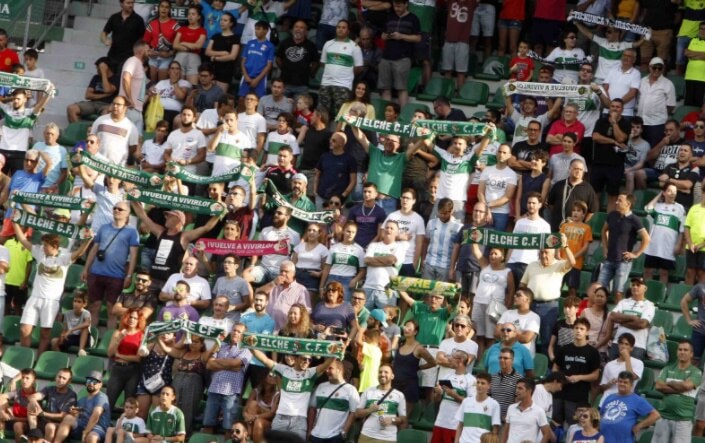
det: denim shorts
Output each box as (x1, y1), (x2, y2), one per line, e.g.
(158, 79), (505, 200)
(598, 260), (633, 294)
(148, 55), (174, 70)
(498, 19), (523, 30)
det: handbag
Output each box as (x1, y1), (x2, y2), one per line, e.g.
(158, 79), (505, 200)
(143, 354), (169, 394)
(487, 298), (507, 323)
(145, 94), (164, 132)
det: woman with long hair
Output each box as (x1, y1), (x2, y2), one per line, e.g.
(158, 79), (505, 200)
(311, 281), (359, 340)
(173, 5), (207, 84)
(568, 407), (604, 443)
(135, 333), (175, 420)
(205, 12), (240, 92)
(335, 81), (376, 131)
(106, 308), (146, 408)
(242, 372), (280, 443)
(582, 285), (610, 362)
(545, 27), (586, 84)
(147, 61), (191, 129)
(391, 319), (437, 419)
(292, 223), (329, 299)
(275, 304), (315, 363)
(144, 0), (179, 81)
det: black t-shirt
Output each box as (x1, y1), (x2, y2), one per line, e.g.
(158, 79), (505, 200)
(592, 116), (631, 166)
(88, 73), (120, 103)
(512, 141), (550, 167)
(210, 33), (241, 80)
(664, 164), (700, 209)
(641, 0), (679, 29)
(104, 12), (146, 66)
(299, 126), (332, 170)
(605, 211), (644, 262)
(554, 342), (600, 402)
(276, 37), (319, 87)
(382, 11), (421, 60)
(547, 180), (599, 232)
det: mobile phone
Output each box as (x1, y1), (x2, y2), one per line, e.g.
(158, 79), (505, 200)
(438, 379), (453, 389)
(330, 327), (346, 336)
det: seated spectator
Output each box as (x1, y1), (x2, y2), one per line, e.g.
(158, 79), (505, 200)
(545, 28), (586, 84)
(50, 291), (91, 355)
(505, 94), (560, 147)
(546, 104), (586, 156)
(27, 369), (77, 442)
(598, 332), (643, 407)
(159, 256), (211, 311)
(624, 117), (651, 194)
(509, 120), (549, 173)
(263, 114), (299, 168)
(495, 288), (541, 357)
(53, 371), (111, 443)
(636, 119), (684, 189)
(242, 372), (279, 443)
(659, 144), (700, 210)
(66, 58), (118, 123)
(144, 386), (185, 443)
(185, 64), (224, 115)
(0, 369), (37, 439)
(146, 61), (191, 129)
(257, 79), (294, 132)
(483, 323), (534, 377)
(603, 48), (641, 117)
(549, 133), (588, 186)
(104, 397), (146, 443)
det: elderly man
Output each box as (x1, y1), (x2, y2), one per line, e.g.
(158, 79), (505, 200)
(603, 48), (641, 117)
(637, 57), (677, 147)
(520, 234), (574, 355)
(598, 194), (651, 301)
(484, 323), (534, 377)
(546, 104), (586, 156)
(363, 221), (408, 308)
(547, 159), (598, 231)
(488, 348), (522, 422)
(314, 131), (357, 209)
(255, 261), (310, 331)
(599, 372), (661, 442)
(90, 95), (139, 166)
(159, 256), (212, 311)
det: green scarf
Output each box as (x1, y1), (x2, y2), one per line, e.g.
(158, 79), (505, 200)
(389, 276), (459, 297)
(75, 151), (163, 188)
(265, 181), (335, 223)
(242, 333), (344, 359)
(127, 188), (226, 216)
(414, 119), (490, 136)
(0, 72), (55, 95)
(165, 162), (245, 185)
(142, 319), (227, 346)
(462, 228), (564, 249)
(11, 209), (94, 240)
(11, 191), (95, 212)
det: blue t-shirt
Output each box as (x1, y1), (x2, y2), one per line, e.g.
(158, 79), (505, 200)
(5, 170), (45, 218)
(32, 142), (67, 188)
(199, 0), (241, 41)
(242, 38), (274, 77)
(600, 393), (654, 443)
(348, 203), (387, 248)
(77, 392), (111, 430)
(89, 223), (140, 279)
(483, 341), (534, 376)
(315, 151), (357, 200)
(241, 311), (276, 366)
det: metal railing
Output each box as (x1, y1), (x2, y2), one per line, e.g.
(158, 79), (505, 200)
(6, 0), (69, 52)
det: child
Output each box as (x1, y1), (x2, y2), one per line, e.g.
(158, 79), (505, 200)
(356, 328), (382, 393)
(23, 50), (44, 107)
(547, 294), (581, 363)
(263, 112), (299, 167)
(382, 305), (401, 352)
(0, 368), (37, 439)
(4, 228), (32, 316)
(509, 40), (534, 82)
(294, 94), (314, 129)
(239, 21), (274, 102)
(105, 397), (147, 443)
(51, 291), (91, 356)
(559, 200), (593, 297)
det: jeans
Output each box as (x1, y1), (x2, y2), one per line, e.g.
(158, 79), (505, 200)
(315, 24), (337, 51)
(378, 197), (399, 216)
(203, 392), (241, 430)
(598, 260), (632, 295)
(491, 212), (510, 232)
(507, 262), (528, 289)
(364, 288), (396, 309)
(140, 247), (156, 272)
(106, 362), (140, 409)
(327, 275), (354, 302)
(531, 300), (558, 355)
(677, 35), (692, 66)
(422, 263), (448, 280)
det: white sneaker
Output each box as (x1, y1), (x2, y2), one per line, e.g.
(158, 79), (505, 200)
(77, 349), (87, 356)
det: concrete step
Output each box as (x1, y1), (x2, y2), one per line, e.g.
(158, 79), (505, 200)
(62, 29), (106, 48)
(45, 70), (94, 88)
(45, 41), (107, 60)
(73, 16), (107, 33)
(68, 2), (115, 20)
(39, 52), (103, 74)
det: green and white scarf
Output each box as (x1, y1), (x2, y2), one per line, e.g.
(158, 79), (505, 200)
(389, 276), (459, 297)
(242, 333), (345, 359)
(265, 181), (335, 223)
(462, 228), (564, 249)
(165, 162), (246, 185)
(74, 151), (163, 188)
(141, 319), (227, 347)
(0, 72), (56, 96)
(503, 81), (593, 98)
(11, 209), (94, 240)
(127, 188), (226, 216)
(11, 191), (95, 212)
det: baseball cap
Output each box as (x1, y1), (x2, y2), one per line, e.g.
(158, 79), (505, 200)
(649, 57), (665, 66)
(291, 173), (308, 184)
(370, 309), (388, 327)
(53, 209), (71, 219)
(630, 276), (645, 285)
(165, 210), (186, 225)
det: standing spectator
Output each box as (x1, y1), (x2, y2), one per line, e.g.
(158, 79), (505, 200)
(431, 349), (476, 443)
(240, 291), (276, 389)
(66, 58), (119, 123)
(434, 135), (484, 221)
(441, 0), (475, 92)
(119, 40), (149, 132)
(143, 0), (179, 82)
(213, 258), (252, 323)
(0, 150), (49, 240)
(509, 120), (549, 172)
(422, 198), (462, 280)
(257, 80), (294, 132)
(574, 23), (635, 84)
(90, 96), (139, 166)
(355, 365), (407, 443)
(684, 180), (705, 285)
(237, 93), (267, 155)
(105, 310), (145, 408)
(432, 96), (468, 149)
(602, 48), (641, 117)
(164, 106), (207, 177)
(660, 144), (700, 210)
(257, 261), (310, 331)
(157, 281), (200, 324)
(643, 185), (686, 283)
(598, 333), (643, 406)
(32, 123), (67, 194)
(599, 372), (660, 443)
(551, 319), (600, 426)
(348, 182), (387, 248)
(600, 277), (655, 360)
(530, 0), (566, 56)
(0, 89), (51, 174)
(505, 95), (560, 146)
(624, 117), (651, 194)
(684, 22), (705, 106)
(319, 20), (364, 119)
(637, 119), (684, 189)
(309, 360), (360, 442)
(144, 386), (186, 442)
(453, 372), (501, 441)
(202, 323), (251, 438)
(52, 372), (111, 443)
(356, 27), (382, 89)
(112, 269), (157, 326)
(291, 223), (329, 297)
(205, 12), (240, 93)
(363, 221), (408, 308)
(545, 29), (586, 84)
(597, 194), (651, 301)
(436, 315), (478, 380)
(159, 256), (212, 311)
(207, 111), (254, 176)
(502, 379), (552, 440)
(378, 0), (421, 107)
(320, 221), (367, 302)
(469, 0), (495, 61)
(383, 188), (426, 276)
(314, 132), (356, 209)
(82, 201), (140, 327)
(101, 0), (145, 69)
(298, 108), (331, 194)
(637, 57), (676, 147)
(199, 297), (234, 350)
(249, 207), (301, 284)
(591, 98), (630, 212)
(681, 273), (705, 365)
(496, 289), (541, 357)
(186, 64), (225, 114)
(0, 29), (17, 73)
(483, 323), (534, 377)
(276, 20), (318, 97)
(478, 144), (517, 232)
(546, 104), (586, 156)
(559, 201), (593, 296)
(651, 341), (701, 442)
(147, 63), (191, 131)
(505, 193), (551, 284)
(173, 6), (207, 85)
(639, 0), (678, 69)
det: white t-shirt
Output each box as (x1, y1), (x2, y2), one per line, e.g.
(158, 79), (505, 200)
(507, 217), (551, 265)
(435, 372), (476, 430)
(437, 337), (479, 380)
(532, 384), (554, 422)
(320, 39), (363, 90)
(264, 130), (300, 166)
(237, 112), (267, 149)
(599, 357), (644, 406)
(293, 243), (329, 270)
(259, 226), (301, 273)
(592, 36), (633, 83)
(0, 104), (36, 153)
(326, 242), (366, 277)
(164, 127), (207, 173)
(454, 396), (501, 443)
(359, 387), (406, 442)
(274, 363), (318, 417)
(644, 201), (686, 261)
(504, 402), (549, 443)
(363, 240), (409, 290)
(511, 112), (550, 146)
(119, 56), (147, 112)
(153, 79), (191, 112)
(498, 309), (541, 356)
(603, 65), (642, 116)
(310, 382), (360, 439)
(199, 315), (235, 351)
(212, 131), (254, 177)
(119, 416), (147, 434)
(162, 272), (212, 306)
(30, 245), (72, 301)
(434, 146), (474, 201)
(544, 47), (586, 84)
(479, 165), (517, 214)
(383, 210), (426, 264)
(141, 138), (166, 167)
(610, 298), (655, 350)
(197, 108), (219, 163)
(474, 267), (511, 304)
(91, 114), (139, 166)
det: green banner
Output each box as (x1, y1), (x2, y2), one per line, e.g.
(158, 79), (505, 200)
(11, 209), (94, 240)
(462, 228), (564, 249)
(127, 188), (226, 216)
(390, 276), (459, 297)
(414, 120), (490, 136)
(11, 191), (94, 212)
(165, 162), (245, 185)
(265, 181), (335, 223)
(0, 71), (55, 95)
(339, 115), (430, 137)
(242, 333), (344, 359)
(75, 151), (163, 188)
(141, 319), (227, 352)
(503, 81), (592, 98)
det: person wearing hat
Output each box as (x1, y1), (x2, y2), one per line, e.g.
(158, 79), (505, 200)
(53, 371), (110, 443)
(131, 200), (220, 297)
(262, 170), (314, 237)
(23, 428), (47, 443)
(599, 276), (655, 361)
(599, 371), (660, 443)
(637, 56), (677, 148)
(313, 131), (356, 210)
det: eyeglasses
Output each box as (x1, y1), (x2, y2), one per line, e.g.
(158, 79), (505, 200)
(352, 297), (365, 301)
(86, 379), (100, 385)
(113, 207), (127, 212)
(24, 158), (37, 163)
(580, 414), (590, 419)
(453, 324), (467, 329)
(651, 65), (664, 70)
(501, 328), (515, 332)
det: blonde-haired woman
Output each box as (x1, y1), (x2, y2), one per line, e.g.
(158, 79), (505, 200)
(568, 407), (603, 443)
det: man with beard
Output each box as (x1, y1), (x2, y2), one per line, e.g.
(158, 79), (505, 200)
(262, 173), (314, 237)
(547, 159), (599, 232)
(0, 88), (51, 174)
(90, 95), (139, 166)
(27, 368), (77, 441)
(156, 280), (200, 323)
(659, 144), (700, 210)
(241, 290), (276, 388)
(275, 20), (318, 98)
(53, 371), (110, 443)
(112, 269), (157, 325)
(636, 119), (684, 189)
(591, 99), (631, 212)
(249, 207), (301, 284)
(309, 360), (360, 442)
(355, 365), (407, 443)
(257, 80), (294, 131)
(119, 40), (149, 132)
(314, 132), (357, 210)
(163, 106), (207, 192)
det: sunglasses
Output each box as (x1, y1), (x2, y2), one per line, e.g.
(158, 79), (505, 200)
(86, 379), (101, 385)
(136, 278), (150, 283)
(454, 324), (467, 329)
(300, 357), (312, 362)
(113, 207), (127, 212)
(695, 125), (705, 129)
(501, 328), (515, 332)
(651, 65), (664, 70)
(352, 297), (365, 301)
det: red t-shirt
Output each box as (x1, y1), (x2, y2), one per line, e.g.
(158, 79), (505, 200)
(116, 330), (144, 357)
(534, 0), (567, 21)
(177, 26), (207, 54)
(548, 119), (586, 156)
(445, 0), (476, 43)
(500, 0), (526, 21)
(682, 111), (700, 140)
(0, 49), (19, 72)
(144, 18), (180, 49)
(510, 56), (535, 81)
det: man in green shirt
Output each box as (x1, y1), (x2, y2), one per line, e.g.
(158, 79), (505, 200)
(653, 341), (701, 442)
(262, 173), (316, 236)
(146, 386), (186, 442)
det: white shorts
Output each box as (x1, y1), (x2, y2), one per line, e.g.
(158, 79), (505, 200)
(21, 297), (60, 329)
(441, 42), (470, 73)
(419, 347), (440, 387)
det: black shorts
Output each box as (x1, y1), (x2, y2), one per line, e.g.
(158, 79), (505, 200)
(530, 18), (563, 48)
(590, 164), (623, 196)
(686, 250), (705, 270)
(562, 267), (581, 289)
(644, 254), (676, 270)
(414, 33), (432, 61)
(59, 334), (82, 351)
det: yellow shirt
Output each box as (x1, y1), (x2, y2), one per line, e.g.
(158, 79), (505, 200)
(685, 38), (705, 82)
(359, 342), (382, 393)
(686, 203), (705, 248)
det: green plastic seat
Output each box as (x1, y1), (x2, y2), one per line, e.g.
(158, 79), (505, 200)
(644, 280), (666, 304)
(635, 367), (655, 395)
(407, 67), (422, 95)
(34, 351), (70, 380)
(89, 329), (115, 357)
(2, 315), (21, 344)
(632, 189), (659, 216)
(399, 103), (431, 123)
(68, 326), (100, 353)
(578, 271), (593, 296)
(587, 212), (607, 240)
(533, 353), (549, 380)
(71, 355), (105, 384)
(672, 105), (700, 123)
(668, 315), (693, 341)
(1, 346), (35, 370)
(189, 433), (223, 443)
(308, 66), (323, 89)
(398, 428), (428, 443)
(467, 53), (479, 78)
(671, 75), (685, 100)
(453, 81), (490, 106)
(485, 86), (505, 110)
(32, 322), (63, 348)
(659, 283), (693, 311)
(417, 77), (454, 101)
(669, 255), (687, 283)
(583, 246), (604, 273)
(628, 254), (645, 278)
(65, 264), (85, 292)
(57, 121), (92, 147)
(651, 310), (673, 334)
(474, 56), (510, 81)
(371, 97), (389, 119)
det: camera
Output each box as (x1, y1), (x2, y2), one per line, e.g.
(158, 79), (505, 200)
(96, 250), (106, 261)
